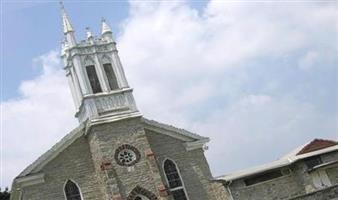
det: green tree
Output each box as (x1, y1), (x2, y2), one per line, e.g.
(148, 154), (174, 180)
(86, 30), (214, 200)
(0, 187), (10, 200)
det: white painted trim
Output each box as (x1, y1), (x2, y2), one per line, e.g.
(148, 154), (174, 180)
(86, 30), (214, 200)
(83, 88), (133, 99)
(15, 173), (45, 188)
(184, 139), (210, 151)
(63, 179), (84, 200)
(144, 125), (192, 142)
(142, 118), (209, 142)
(162, 158), (190, 200)
(86, 111), (142, 131)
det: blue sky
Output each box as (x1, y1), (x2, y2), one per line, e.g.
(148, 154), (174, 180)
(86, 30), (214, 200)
(2, 0), (337, 189)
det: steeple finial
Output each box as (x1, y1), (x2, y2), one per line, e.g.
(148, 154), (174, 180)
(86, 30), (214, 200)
(86, 27), (93, 39)
(101, 18), (112, 35)
(60, 2), (74, 34)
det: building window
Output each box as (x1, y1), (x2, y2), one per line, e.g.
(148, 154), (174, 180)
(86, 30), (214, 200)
(86, 65), (102, 94)
(163, 159), (188, 200)
(114, 144), (141, 166)
(244, 170), (284, 186)
(305, 156), (323, 169)
(103, 63), (119, 90)
(64, 180), (82, 200)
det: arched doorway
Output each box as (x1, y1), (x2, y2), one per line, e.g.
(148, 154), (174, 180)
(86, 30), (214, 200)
(127, 186), (158, 200)
(134, 194), (150, 200)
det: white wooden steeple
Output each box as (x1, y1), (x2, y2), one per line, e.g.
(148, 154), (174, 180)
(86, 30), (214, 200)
(60, 4), (141, 124)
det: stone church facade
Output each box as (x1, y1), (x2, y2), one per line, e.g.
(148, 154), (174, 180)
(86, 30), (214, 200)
(10, 5), (227, 200)
(10, 5), (338, 200)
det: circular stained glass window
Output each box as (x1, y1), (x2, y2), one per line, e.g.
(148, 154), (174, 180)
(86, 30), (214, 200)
(115, 144), (141, 166)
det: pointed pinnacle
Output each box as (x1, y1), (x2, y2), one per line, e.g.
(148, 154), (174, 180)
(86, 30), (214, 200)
(101, 18), (112, 35)
(61, 2), (74, 33)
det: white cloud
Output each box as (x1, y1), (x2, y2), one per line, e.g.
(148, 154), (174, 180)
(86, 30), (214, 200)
(195, 95), (336, 175)
(117, 0), (337, 175)
(2, 51), (77, 187)
(2, 1), (337, 188)
(298, 51), (320, 70)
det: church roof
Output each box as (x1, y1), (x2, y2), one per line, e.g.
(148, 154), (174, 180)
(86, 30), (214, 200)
(17, 117), (208, 178)
(142, 118), (209, 141)
(18, 123), (86, 177)
(296, 139), (338, 155)
(218, 138), (338, 182)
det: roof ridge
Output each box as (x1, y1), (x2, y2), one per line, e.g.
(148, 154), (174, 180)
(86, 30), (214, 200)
(296, 138), (338, 155)
(18, 123), (86, 177)
(142, 117), (208, 140)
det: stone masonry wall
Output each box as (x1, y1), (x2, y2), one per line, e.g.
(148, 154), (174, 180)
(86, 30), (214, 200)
(145, 129), (219, 200)
(229, 169), (305, 200)
(228, 151), (338, 200)
(21, 135), (105, 200)
(290, 184), (338, 200)
(87, 117), (167, 200)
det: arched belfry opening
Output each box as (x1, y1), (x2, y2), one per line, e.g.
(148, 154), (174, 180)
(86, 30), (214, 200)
(127, 186), (158, 200)
(64, 180), (82, 200)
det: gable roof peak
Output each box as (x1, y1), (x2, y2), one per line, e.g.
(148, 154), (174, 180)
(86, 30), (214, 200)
(296, 138), (338, 155)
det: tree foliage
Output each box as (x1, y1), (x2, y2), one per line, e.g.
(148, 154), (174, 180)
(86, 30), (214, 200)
(0, 187), (10, 200)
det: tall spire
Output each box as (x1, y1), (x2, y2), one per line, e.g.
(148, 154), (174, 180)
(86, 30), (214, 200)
(60, 2), (76, 47)
(60, 2), (74, 34)
(101, 18), (112, 35)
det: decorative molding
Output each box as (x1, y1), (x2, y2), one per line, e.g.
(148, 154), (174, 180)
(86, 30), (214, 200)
(101, 54), (112, 64)
(127, 186), (158, 200)
(142, 118), (209, 142)
(15, 173), (45, 188)
(184, 139), (210, 151)
(83, 55), (95, 66)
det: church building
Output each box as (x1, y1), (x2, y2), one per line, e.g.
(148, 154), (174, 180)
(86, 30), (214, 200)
(10, 5), (227, 200)
(10, 4), (338, 200)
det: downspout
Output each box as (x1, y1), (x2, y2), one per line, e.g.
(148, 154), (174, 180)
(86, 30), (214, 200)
(226, 180), (235, 200)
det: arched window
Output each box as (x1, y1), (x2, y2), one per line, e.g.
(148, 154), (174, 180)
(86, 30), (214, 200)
(86, 65), (102, 94)
(103, 63), (119, 90)
(163, 159), (188, 200)
(64, 180), (82, 200)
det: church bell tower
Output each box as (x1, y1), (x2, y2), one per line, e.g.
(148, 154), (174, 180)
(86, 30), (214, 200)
(60, 4), (141, 124)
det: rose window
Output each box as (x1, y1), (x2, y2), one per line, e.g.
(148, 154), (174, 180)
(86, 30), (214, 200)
(115, 144), (141, 166)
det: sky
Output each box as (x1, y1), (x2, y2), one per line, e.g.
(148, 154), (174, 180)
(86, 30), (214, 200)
(1, 0), (338, 189)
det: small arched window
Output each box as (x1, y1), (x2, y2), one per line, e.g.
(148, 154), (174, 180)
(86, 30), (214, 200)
(163, 159), (188, 200)
(64, 180), (82, 200)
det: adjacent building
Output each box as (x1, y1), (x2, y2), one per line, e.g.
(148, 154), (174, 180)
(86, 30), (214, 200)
(218, 139), (338, 200)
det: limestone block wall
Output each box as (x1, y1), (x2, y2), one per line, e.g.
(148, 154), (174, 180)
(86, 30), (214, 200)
(87, 117), (166, 199)
(145, 129), (217, 200)
(229, 172), (305, 200)
(289, 184), (338, 200)
(21, 136), (104, 200)
(327, 167), (338, 185)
